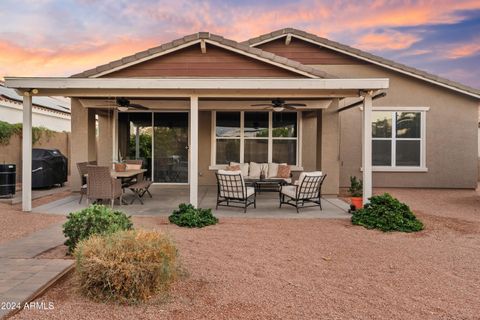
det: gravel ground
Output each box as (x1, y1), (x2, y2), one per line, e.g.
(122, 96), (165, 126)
(11, 188), (480, 320)
(0, 191), (68, 244)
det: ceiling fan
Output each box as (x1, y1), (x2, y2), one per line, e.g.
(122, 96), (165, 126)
(251, 98), (306, 112)
(96, 97), (148, 111)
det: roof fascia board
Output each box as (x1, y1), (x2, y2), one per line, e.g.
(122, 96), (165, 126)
(5, 77), (389, 91)
(251, 33), (480, 99)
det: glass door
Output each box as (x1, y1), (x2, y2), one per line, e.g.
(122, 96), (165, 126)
(153, 112), (189, 183)
(118, 112), (153, 178)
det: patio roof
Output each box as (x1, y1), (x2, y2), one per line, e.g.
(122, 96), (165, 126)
(4, 77), (389, 98)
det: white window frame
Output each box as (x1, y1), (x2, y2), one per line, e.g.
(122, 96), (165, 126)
(371, 106), (429, 172)
(211, 110), (301, 166)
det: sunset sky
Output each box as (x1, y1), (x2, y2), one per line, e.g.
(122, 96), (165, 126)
(0, 0), (479, 88)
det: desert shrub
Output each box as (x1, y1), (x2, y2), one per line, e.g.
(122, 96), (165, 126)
(74, 230), (179, 304)
(168, 203), (218, 228)
(63, 204), (133, 253)
(351, 193), (423, 232)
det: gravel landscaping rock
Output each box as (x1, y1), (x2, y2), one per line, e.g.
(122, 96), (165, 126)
(10, 188), (480, 320)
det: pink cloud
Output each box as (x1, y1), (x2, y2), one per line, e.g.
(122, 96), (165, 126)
(355, 31), (420, 51)
(444, 42), (480, 59)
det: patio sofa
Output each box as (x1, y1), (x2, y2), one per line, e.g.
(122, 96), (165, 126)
(228, 162), (292, 183)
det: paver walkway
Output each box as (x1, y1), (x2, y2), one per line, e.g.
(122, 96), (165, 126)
(0, 223), (73, 319)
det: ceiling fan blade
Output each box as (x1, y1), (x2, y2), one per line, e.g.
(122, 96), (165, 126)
(129, 103), (149, 110)
(251, 103), (273, 107)
(284, 103), (307, 107)
(284, 106), (297, 110)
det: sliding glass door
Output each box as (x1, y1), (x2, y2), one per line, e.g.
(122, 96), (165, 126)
(153, 112), (189, 183)
(118, 111), (189, 183)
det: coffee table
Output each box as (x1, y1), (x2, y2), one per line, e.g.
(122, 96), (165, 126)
(244, 178), (288, 193)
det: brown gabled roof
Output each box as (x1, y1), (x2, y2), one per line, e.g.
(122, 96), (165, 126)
(244, 28), (480, 98)
(71, 32), (334, 79)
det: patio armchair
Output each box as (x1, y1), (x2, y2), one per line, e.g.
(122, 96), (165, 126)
(86, 165), (123, 208)
(76, 161), (97, 204)
(279, 172), (327, 213)
(125, 159), (152, 204)
(215, 170), (256, 213)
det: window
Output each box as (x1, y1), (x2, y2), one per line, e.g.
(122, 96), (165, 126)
(214, 111), (299, 165)
(372, 110), (426, 170)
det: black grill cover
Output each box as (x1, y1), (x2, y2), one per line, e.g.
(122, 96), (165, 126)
(32, 148), (68, 188)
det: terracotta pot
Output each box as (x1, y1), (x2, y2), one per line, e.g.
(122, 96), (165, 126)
(350, 197), (363, 210)
(114, 163), (127, 172)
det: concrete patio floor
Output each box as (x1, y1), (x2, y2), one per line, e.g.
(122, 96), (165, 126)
(32, 185), (350, 219)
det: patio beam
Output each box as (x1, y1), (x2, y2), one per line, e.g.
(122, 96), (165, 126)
(190, 96), (199, 207)
(4, 77), (390, 91)
(22, 92), (32, 211)
(362, 91), (373, 204)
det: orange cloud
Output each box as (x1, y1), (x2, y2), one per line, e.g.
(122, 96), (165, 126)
(355, 31), (419, 51)
(0, 37), (160, 77)
(444, 42), (480, 59)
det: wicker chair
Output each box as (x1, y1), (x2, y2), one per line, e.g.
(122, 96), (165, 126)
(86, 165), (123, 208)
(76, 161), (97, 204)
(125, 159), (153, 204)
(279, 172), (327, 213)
(215, 170), (256, 213)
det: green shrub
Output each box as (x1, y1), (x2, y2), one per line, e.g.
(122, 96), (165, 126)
(63, 204), (133, 253)
(74, 229), (179, 304)
(169, 203), (218, 228)
(351, 193), (423, 232)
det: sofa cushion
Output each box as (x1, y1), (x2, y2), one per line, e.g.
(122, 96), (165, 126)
(267, 162), (286, 178)
(295, 171), (323, 186)
(230, 162), (249, 177)
(281, 185), (298, 199)
(249, 162), (268, 178)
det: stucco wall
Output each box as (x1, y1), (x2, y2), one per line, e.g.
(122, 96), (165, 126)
(317, 64), (479, 189)
(0, 131), (70, 182)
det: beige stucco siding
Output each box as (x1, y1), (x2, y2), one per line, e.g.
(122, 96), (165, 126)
(317, 64), (478, 189)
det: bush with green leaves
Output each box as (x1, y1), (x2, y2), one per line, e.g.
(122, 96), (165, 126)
(351, 193), (423, 232)
(168, 203), (218, 228)
(63, 204), (133, 253)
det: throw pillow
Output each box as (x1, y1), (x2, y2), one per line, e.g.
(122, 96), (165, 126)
(230, 162), (249, 177)
(277, 165), (291, 178)
(267, 162), (287, 178)
(225, 164), (241, 171)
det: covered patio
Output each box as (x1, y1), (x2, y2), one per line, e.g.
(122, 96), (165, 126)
(5, 77), (389, 213)
(31, 185), (351, 218)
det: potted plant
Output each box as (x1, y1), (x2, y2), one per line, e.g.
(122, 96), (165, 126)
(348, 176), (363, 210)
(114, 152), (127, 172)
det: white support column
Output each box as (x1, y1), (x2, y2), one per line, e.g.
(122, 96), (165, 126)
(362, 91), (373, 203)
(22, 93), (32, 212)
(112, 109), (118, 162)
(189, 96), (199, 207)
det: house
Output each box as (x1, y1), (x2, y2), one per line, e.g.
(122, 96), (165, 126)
(0, 81), (70, 131)
(5, 28), (480, 212)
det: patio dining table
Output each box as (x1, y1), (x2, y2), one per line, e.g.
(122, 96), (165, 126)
(84, 168), (147, 179)
(84, 169), (147, 205)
